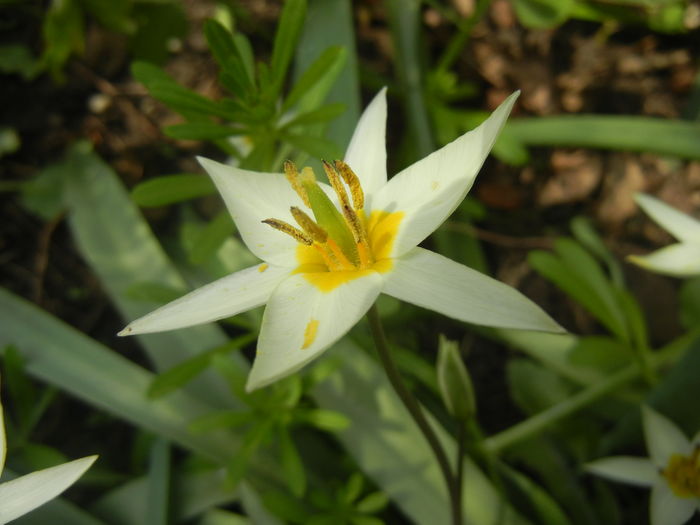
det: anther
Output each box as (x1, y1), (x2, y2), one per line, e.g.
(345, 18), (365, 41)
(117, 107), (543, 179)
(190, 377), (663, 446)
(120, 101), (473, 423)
(283, 160), (311, 207)
(322, 160), (353, 210)
(334, 160), (364, 210)
(290, 206), (328, 243)
(262, 218), (313, 245)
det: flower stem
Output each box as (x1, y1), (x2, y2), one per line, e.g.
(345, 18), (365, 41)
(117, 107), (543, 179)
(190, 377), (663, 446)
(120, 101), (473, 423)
(366, 305), (462, 525)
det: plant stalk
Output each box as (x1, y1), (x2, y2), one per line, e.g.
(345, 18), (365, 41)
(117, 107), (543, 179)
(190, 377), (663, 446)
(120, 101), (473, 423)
(366, 304), (462, 525)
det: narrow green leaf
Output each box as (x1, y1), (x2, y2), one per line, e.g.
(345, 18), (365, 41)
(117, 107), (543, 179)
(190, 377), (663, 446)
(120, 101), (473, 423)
(279, 428), (306, 497)
(203, 19), (238, 69)
(269, 0), (307, 96)
(131, 174), (216, 207)
(131, 61), (177, 89)
(124, 282), (184, 305)
(164, 122), (241, 141)
(149, 336), (254, 400)
(233, 34), (256, 90)
(283, 46), (346, 112)
(148, 82), (234, 119)
(295, 409), (349, 432)
(512, 0), (574, 28)
(507, 116), (700, 160)
(281, 103), (346, 129)
(283, 133), (342, 159)
(189, 411), (255, 433)
(436, 335), (476, 422)
(354, 492), (388, 514)
(146, 438), (170, 525)
(187, 209), (236, 265)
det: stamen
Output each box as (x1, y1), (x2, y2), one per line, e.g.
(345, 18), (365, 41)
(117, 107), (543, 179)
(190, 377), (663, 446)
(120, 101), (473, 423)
(325, 238), (355, 270)
(334, 160), (364, 210)
(322, 160), (353, 212)
(283, 160), (311, 207)
(262, 218), (313, 245)
(342, 203), (373, 267)
(290, 206), (327, 243)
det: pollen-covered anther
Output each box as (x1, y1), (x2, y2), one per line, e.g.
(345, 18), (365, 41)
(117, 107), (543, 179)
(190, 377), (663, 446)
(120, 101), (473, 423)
(334, 160), (364, 210)
(322, 160), (352, 211)
(663, 449), (700, 498)
(262, 218), (313, 245)
(283, 160), (311, 207)
(290, 206), (327, 243)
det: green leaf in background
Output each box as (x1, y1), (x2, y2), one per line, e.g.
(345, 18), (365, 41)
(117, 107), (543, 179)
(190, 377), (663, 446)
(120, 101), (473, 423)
(512, 0), (574, 28)
(507, 116), (700, 161)
(281, 103), (347, 129)
(40, 0), (84, 81)
(283, 46), (347, 112)
(187, 209), (236, 266)
(282, 133), (342, 159)
(508, 359), (574, 416)
(436, 335), (476, 422)
(164, 122), (241, 141)
(0, 46), (41, 81)
(269, 0), (307, 98)
(146, 438), (170, 525)
(131, 174), (216, 207)
(125, 282), (185, 305)
(279, 428), (306, 497)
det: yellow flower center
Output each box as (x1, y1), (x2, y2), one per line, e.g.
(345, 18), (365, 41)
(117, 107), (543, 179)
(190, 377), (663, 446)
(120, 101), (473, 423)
(264, 160), (403, 292)
(662, 448), (700, 499)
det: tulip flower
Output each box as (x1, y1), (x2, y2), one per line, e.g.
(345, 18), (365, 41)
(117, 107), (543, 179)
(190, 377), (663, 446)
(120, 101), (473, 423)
(0, 389), (96, 524)
(587, 406), (700, 525)
(630, 193), (700, 277)
(120, 89), (563, 391)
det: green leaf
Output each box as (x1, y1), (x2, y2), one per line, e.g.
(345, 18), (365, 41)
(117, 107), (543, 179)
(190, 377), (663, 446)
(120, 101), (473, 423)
(508, 359), (574, 415)
(146, 438), (170, 525)
(507, 116), (700, 161)
(281, 103), (346, 129)
(0, 45), (41, 80)
(227, 419), (275, 487)
(129, 2), (187, 64)
(512, 0), (574, 28)
(20, 157), (70, 220)
(279, 427), (306, 497)
(189, 411), (255, 433)
(187, 209), (236, 265)
(269, 0), (307, 97)
(283, 133), (342, 159)
(131, 61), (175, 89)
(436, 335), (476, 422)
(283, 46), (346, 112)
(354, 492), (388, 514)
(148, 336), (254, 400)
(204, 19), (238, 70)
(164, 122), (241, 141)
(148, 82), (234, 119)
(124, 282), (184, 305)
(40, 0), (84, 81)
(295, 409), (349, 432)
(131, 174), (216, 207)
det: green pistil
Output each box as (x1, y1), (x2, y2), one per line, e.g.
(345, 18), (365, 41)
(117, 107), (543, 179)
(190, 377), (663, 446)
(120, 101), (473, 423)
(301, 173), (359, 265)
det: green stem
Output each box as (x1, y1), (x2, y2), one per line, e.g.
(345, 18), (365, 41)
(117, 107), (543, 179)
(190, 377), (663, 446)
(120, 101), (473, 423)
(483, 338), (688, 454)
(435, 0), (492, 73)
(366, 305), (461, 525)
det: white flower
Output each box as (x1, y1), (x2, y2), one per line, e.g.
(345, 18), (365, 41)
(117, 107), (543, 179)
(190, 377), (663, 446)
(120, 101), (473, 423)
(0, 389), (96, 524)
(587, 406), (700, 525)
(630, 193), (700, 277)
(120, 89), (563, 391)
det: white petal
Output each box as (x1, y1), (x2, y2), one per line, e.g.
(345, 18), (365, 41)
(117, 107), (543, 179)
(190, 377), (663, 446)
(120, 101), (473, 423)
(636, 194), (700, 243)
(0, 455), (96, 524)
(642, 406), (692, 468)
(371, 92), (518, 257)
(343, 88), (387, 198)
(119, 264), (289, 336)
(629, 243), (700, 278)
(383, 247), (564, 333)
(650, 480), (696, 525)
(246, 272), (384, 391)
(585, 456), (657, 487)
(198, 157), (303, 266)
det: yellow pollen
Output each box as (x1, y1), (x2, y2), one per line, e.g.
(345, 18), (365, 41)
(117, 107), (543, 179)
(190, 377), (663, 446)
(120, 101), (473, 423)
(662, 448), (700, 499)
(267, 160), (405, 292)
(261, 218), (313, 245)
(334, 160), (364, 210)
(283, 160), (311, 207)
(302, 319), (319, 349)
(258, 263), (269, 272)
(291, 206), (327, 243)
